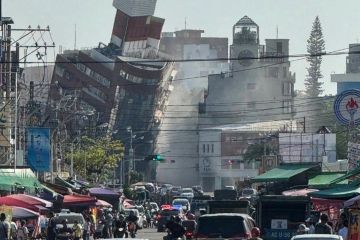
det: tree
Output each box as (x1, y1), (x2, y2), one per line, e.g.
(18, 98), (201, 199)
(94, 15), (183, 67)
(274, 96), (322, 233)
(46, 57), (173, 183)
(305, 16), (325, 97)
(65, 136), (124, 182)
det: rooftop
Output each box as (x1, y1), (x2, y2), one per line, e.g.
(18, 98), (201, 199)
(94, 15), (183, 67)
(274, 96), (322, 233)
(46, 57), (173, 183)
(203, 120), (297, 132)
(235, 15), (258, 26)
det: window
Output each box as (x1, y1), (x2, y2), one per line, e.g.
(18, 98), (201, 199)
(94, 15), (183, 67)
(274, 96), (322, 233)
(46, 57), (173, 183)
(269, 67), (279, 78)
(283, 66), (287, 78)
(247, 83), (256, 90)
(283, 100), (292, 113)
(207, 144), (210, 153)
(211, 144), (214, 153)
(55, 66), (64, 77)
(203, 144), (205, 153)
(283, 82), (292, 96)
(277, 42), (283, 53)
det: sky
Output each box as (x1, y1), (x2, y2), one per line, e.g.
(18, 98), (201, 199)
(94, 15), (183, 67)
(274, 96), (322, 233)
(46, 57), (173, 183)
(4, 0), (360, 95)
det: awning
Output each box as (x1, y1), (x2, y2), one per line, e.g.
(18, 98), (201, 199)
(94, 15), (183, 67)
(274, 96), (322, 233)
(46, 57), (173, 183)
(63, 194), (97, 207)
(329, 167), (360, 186)
(308, 172), (348, 188)
(0, 168), (42, 193)
(344, 195), (360, 208)
(0, 196), (41, 212)
(308, 185), (360, 199)
(96, 199), (112, 208)
(12, 206), (39, 220)
(252, 164), (318, 183)
(89, 187), (121, 197)
(282, 188), (318, 197)
(7, 194), (53, 208)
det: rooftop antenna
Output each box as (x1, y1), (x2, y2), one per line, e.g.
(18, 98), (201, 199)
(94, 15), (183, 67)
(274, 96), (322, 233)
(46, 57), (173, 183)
(185, 17), (187, 30)
(276, 25), (279, 39)
(74, 24), (77, 50)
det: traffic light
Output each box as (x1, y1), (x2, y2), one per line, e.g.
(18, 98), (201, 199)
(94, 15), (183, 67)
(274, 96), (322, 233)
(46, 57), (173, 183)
(144, 154), (165, 162)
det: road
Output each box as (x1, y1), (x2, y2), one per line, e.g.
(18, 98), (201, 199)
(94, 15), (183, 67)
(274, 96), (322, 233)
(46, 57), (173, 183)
(136, 226), (167, 240)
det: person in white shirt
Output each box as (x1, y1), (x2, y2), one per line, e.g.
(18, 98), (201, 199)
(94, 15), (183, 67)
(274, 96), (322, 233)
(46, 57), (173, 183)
(338, 220), (348, 240)
(16, 220), (29, 240)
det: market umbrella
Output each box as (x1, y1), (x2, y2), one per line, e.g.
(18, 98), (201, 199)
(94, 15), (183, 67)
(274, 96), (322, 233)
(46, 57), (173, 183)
(344, 195), (360, 208)
(63, 195), (97, 207)
(7, 194), (53, 208)
(96, 199), (112, 208)
(88, 188), (120, 196)
(11, 206), (39, 220)
(0, 196), (39, 212)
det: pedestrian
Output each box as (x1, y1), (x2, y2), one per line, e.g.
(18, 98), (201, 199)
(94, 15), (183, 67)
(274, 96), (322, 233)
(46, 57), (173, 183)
(338, 219), (348, 240)
(104, 209), (113, 238)
(305, 218), (316, 234)
(82, 217), (91, 240)
(0, 213), (10, 240)
(16, 220), (29, 240)
(46, 212), (56, 240)
(315, 213), (333, 234)
(72, 220), (82, 240)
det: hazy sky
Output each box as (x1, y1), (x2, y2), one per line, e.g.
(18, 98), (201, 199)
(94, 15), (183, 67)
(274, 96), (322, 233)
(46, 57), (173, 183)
(4, 0), (360, 95)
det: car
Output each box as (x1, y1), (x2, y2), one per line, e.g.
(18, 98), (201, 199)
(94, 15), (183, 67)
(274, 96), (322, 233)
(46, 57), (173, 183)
(180, 188), (194, 199)
(241, 188), (257, 198)
(54, 210), (85, 232)
(171, 186), (182, 196)
(290, 234), (343, 240)
(149, 202), (160, 212)
(172, 198), (191, 212)
(157, 208), (183, 232)
(195, 213), (256, 239)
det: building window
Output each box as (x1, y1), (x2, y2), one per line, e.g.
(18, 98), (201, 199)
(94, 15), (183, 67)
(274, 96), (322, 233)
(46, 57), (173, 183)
(247, 102), (256, 109)
(244, 160), (253, 169)
(269, 67), (279, 78)
(283, 100), (292, 113)
(247, 83), (256, 90)
(203, 144), (205, 153)
(211, 144), (214, 153)
(283, 82), (292, 96)
(207, 144), (210, 153)
(283, 66), (287, 78)
(277, 42), (283, 53)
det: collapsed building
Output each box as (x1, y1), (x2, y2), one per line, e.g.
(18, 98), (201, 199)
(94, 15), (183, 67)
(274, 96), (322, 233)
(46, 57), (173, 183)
(47, 0), (175, 180)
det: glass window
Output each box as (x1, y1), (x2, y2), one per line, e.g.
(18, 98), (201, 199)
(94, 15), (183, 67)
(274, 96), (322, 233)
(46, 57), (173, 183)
(283, 82), (292, 96)
(211, 144), (214, 153)
(203, 144), (205, 153)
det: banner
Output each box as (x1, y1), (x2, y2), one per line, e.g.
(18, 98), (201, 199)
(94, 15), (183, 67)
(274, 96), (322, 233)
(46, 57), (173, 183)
(27, 128), (51, 172)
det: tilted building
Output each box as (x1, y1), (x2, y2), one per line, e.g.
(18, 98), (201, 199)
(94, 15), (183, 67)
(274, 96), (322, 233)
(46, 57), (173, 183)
(47, 0), (175, 180)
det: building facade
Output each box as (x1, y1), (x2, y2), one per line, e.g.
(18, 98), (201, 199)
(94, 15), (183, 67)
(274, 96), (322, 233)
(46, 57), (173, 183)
(331, 44), (360, 93)
(155, 30), (228, 186)
(47, 0), (175, 180)
(199, 120), (296, 192)
(199, 16), (296, 127)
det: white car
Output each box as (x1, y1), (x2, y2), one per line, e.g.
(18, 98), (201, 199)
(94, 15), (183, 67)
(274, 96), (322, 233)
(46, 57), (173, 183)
(54, 210), (85, 231)
(172, 198), (191, 212)
(291, 234), (343, 240)
(180, 188), (194, 199)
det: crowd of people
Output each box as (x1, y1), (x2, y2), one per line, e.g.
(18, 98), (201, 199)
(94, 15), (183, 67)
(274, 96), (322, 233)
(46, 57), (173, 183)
(296, 213), (349, 240)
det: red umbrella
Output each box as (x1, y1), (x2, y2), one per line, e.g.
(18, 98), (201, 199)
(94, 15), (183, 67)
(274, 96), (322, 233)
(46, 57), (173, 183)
(0, 196), (39, 212)
(96, 199), (112, 208)
(7, 194), (52, 208)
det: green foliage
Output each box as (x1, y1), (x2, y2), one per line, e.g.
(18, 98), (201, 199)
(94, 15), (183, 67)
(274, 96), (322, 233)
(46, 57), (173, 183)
(305, 16), (325, 98)
(65, 136), (124, 183)
(243, 143), (271, 162)
(129, 171), (143, 185)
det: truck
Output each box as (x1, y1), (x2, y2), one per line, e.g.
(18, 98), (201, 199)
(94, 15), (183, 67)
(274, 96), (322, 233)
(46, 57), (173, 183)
(207, 200), (252, 215)
(256, 195), (310, 240)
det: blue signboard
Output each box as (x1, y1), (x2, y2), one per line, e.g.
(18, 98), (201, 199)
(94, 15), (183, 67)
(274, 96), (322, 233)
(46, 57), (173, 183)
(334, 89), (360, 125)
(27, 128), (51, 172)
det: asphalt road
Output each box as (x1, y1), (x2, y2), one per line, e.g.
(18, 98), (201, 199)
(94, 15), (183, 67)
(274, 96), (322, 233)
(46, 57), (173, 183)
(136, 226), (167, 240)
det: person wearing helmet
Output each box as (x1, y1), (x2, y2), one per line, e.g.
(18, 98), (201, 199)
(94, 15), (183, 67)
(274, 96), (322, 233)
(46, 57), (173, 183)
(250, 227), (262, 240)
(165, 216), (186, 240)
(114, 214), (128, 238)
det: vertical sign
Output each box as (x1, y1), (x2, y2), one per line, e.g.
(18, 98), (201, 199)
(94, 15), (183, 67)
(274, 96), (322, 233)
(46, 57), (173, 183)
(348, 142), (360, 171)
(27, 128), (51, 172)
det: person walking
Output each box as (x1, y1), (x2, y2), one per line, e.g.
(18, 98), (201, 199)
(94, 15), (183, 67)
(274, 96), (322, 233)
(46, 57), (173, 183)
(16, 220), (29, 240)
(315, 213), (333, 234)
(82, 217), (91, 240)
(72, 220), (82, 240)
(46, 212), (56, 240)
(0, 213), (10, 240)
(338, 220), (348, 240)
